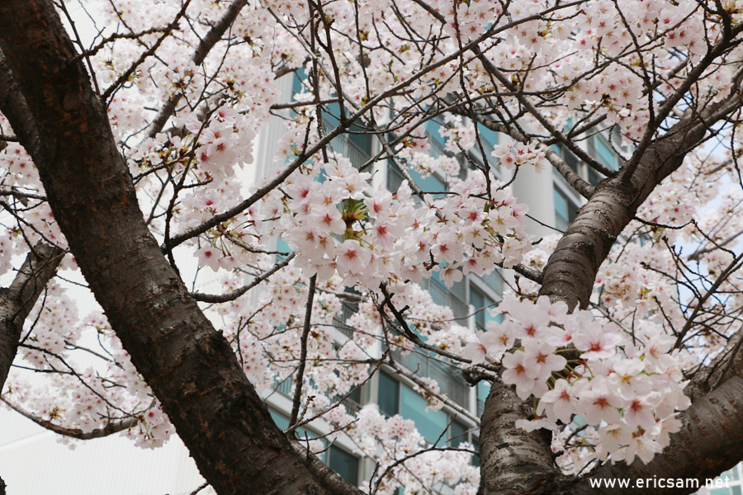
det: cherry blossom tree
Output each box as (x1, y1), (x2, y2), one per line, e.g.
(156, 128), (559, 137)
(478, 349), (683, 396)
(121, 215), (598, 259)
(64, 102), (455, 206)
(0, 0), (743, 494)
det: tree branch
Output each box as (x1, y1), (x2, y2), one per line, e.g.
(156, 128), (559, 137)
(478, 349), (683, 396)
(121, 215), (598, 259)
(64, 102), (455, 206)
(146, 0), (248, 138)
(0, 242), (64, 392)
(289, 274), (317, 428)
(1, 396), (137, 440)
(0, 3), (333, 494)
(190, 253), (296, 303)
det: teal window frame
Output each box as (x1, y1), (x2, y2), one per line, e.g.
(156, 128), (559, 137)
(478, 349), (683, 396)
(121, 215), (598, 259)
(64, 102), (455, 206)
(377, 371), (475, 448)
(554, 186), (578, 232)
(327, 444), (360, 485)
(593, 135), (617, 170)
(469, 284), (500, 332)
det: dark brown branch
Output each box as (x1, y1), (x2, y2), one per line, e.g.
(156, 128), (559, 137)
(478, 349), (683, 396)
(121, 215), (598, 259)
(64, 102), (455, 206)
(289, 274), (317, 428)
(478, 378), (560, 495)
(0, 242), (64, 391)
(0, 3), (332, 494)
(1, 396), (137, 440)
(540, 94), (736, 311)
(146, 0), (249, 138)
(190, 253), (296, 303)
(290, 439), (367, 495)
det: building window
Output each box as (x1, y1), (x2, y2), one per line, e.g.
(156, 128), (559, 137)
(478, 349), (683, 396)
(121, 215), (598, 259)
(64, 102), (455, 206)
(387, 160), (447, 195)
(552, 143), (580, 174)
(553, 140), (615, 186)
(401, 384), (450, 444)
(268, 409), (361, 484)
(698, 463), (743, 495)
(420, 275), (468, 322)
(293, 69), (372, 169)
(327, 445), (360, 485)
(449, 418), (469, 448)
(469, 284), (500, 332)
(592, 134), (618, 171)
(378, 370), (400, 417)
(377, 370), (471, 446)
(476, 382), (490, 417)
(554, 187), (578, 232)
(268, 408), (323, 451)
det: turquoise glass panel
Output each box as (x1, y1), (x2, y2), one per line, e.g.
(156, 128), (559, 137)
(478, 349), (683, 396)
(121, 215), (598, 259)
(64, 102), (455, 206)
(377, 371), (400, 417)
(595, 136), (616, 170)
(400, 384), (448, 444)
(328, 445), (359, 485)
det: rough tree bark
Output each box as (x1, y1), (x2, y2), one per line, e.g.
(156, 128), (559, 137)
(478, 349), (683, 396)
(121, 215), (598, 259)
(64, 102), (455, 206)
(0, 2), (333, 495)
(477, 380), (559, 495)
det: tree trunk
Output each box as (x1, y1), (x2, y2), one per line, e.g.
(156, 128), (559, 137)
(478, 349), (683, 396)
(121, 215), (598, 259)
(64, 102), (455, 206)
(478, 380), (559, 495)
(0, 2), (331, 494)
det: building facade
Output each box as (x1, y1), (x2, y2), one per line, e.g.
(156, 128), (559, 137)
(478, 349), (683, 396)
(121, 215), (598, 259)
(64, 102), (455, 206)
(248, 71), (631, 489)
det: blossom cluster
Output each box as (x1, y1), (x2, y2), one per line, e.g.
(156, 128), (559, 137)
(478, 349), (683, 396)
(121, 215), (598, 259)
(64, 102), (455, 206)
(338, 407), (479, 495)
(268, 157), (532, 291)
(465, 294), (689, 466)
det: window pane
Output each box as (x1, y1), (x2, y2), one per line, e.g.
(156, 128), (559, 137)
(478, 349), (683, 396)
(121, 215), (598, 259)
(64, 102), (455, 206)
(477, 382), (490, 417)
(554, 188), (568, 218)
(378, 371), (400, 416)
(400, 384), (449, 444)
(551, 144), (578, 173)
(731, 466), (741, 481)
(276, 236), (291, 257)
(587, 168), (601, 186)
(595, 136), (616, 170)
(470, 284), (499, 332)
(449, 419), (467, 448)
(567, 197), (579, 223)
(426, 276), (467, 321)
(470, 287), (489, 331)
(554, 187), (578, 231)
(347, 386), (362, 405)
(564, 148), (579, 172)
(387, 162), (404, 192)
(348, 128), (372, 155)
(478, 382), (491, 402)
(292, 67), (307, 97)
(425, 119), (444, 145)
(269, 409), (289, 429)
(470, 288), (485, 330)
(475, 124), (496, 159)
(554, 188), (568, 231)
(413, 167), (447, 193)
(328, 445), (359, 485)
